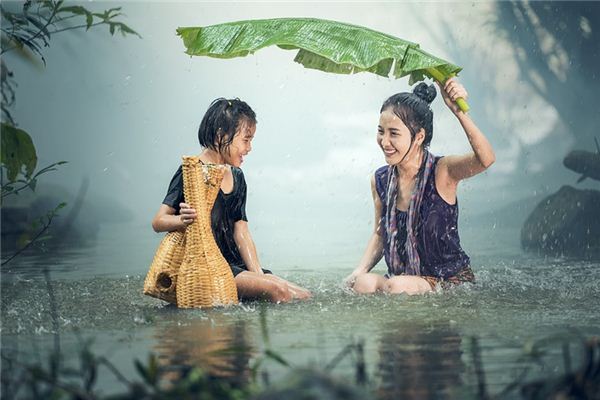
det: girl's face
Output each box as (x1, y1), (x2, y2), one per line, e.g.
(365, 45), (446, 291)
(222, 120), (256, 167)
(377, 108), (416, 165)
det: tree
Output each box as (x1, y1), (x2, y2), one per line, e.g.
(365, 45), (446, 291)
(0, 0), (139, 264)
(495, 1), (600, 148)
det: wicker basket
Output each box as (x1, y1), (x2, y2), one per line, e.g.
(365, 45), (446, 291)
(177, 157), (239, 308)
(143, 230), (185, 304)
(143, 156), (239, 308)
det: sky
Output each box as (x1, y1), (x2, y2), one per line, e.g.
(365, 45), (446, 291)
(5, 1), (586, 267)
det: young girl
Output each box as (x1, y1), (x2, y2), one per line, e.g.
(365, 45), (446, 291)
(344, 79), (495, 295)
(152, 98), (311, 303)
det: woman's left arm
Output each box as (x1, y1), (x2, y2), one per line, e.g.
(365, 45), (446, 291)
(437, 78), (495, 183)
(233, 220), (264, 274)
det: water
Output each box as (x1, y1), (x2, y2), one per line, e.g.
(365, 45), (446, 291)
(2, 222), (599, 398)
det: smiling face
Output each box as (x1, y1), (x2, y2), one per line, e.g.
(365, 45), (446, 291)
(377, 108), (424, 166)
(221, 119), (256, 167)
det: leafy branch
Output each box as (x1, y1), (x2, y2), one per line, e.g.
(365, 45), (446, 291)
(1, 1), (141, 59)
(1, 1), (140, 124)
(1, 202), (66, 266)
(0, 1), (139, 265)
(1, 160), (67, 200)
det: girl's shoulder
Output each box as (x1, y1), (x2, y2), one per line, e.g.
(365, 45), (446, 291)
(231, 166), (245, 179)
(230, 166), (247, 189)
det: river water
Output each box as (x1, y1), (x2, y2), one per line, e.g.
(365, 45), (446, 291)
(1, 222), (599, 399)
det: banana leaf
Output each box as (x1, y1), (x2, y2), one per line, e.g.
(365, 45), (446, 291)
(177, 18), (469, 111)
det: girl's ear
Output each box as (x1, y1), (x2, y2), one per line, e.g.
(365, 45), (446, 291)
(213, 128), (223, 149)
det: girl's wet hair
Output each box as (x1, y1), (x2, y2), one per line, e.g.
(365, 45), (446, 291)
(198, 98), (257, 152)
(380, 82), (436, 148)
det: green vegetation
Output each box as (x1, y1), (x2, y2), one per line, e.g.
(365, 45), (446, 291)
(2, 306), (598, 400)
(0, 0), (139, 264)
(177, 18), (469, 111)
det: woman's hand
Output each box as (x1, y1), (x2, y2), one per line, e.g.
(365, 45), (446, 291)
(179, 202), (197, 226)
(343, 271), (359, 289)
(436, 78), (468, 115)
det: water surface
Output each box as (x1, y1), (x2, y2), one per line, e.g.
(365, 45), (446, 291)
(2, 222), (599, 398)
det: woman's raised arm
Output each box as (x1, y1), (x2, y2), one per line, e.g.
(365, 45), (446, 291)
(436, 79), (495, 184)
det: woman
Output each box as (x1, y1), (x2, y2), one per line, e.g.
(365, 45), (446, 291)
(344, 79), (495, 295)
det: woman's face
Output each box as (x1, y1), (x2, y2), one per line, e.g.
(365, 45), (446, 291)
(377, 108), (415, 165)
(222, 120), (256, 167)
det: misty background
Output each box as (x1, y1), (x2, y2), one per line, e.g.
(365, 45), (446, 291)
(4, 1), (598, 276)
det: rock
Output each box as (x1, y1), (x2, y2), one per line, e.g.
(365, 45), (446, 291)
(563, 150), (600, 182)
(521, 185), (600, 259)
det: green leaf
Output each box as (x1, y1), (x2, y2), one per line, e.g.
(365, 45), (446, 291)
(17, 233), (31, 248)
(250, 357), (264, 382)
(106, 7), (123, 18)
(93, 11), (108, 21)
(146, 354), (158, 386)
(117, 23), (140, 38)
(25, 16), (51, 40)
(176, 18), (462, 80)
(86, 12), (93, 30)
(1, 123), (37, 182)
(134, 359), (150, 383)
(264, 349), (290, 367)
(58, 5), (88, 16)
(109, 23), (115, 35)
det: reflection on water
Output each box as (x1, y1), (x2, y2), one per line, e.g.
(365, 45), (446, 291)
(153, 314), (253, 388)
(1, 224), (599, 397)
(376, 321), (465, 400)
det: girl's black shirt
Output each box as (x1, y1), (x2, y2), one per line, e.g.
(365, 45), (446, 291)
(162, 165), (248, 269)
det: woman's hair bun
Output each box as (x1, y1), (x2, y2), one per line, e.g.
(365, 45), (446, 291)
(413, 82), (437, 104)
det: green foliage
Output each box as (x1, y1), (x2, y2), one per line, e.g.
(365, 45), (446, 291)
(494, 2), (600, 145)
(1, 1), (140, 62)
(2, 340), (252, 400)
(2, 202), (66, 266)
(177, 18), (461, 84)
(1, 122), (37, 181)
(0, 0), (138, 264)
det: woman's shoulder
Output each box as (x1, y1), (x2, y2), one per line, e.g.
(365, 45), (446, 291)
(374, 165), (389, 198)
(374, 165), (388, 179)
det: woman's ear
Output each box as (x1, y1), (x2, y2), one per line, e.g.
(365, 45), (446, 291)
(415, 128), (426, 146)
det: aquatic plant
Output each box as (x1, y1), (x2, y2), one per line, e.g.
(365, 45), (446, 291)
(2, 324), (598, 399)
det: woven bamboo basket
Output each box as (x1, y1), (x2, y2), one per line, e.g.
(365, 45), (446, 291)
(143, 156), (238, 307)
(143, 230), (185, 304)
(176, 156), (238, 308)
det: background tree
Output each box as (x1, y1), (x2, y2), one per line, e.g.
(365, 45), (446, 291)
(495, 1), (600, 149)
(0, 0), (139, 264)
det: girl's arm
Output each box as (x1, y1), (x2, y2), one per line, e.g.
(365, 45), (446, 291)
(344, 176), (385, 285)
(436, 78), (496, 184)
(151, 203), (196, 233)
(233, 220), (264, 274)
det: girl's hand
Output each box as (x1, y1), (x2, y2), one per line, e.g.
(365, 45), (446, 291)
(436, 78), (468, 116)
(179, 202), (197, 226)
